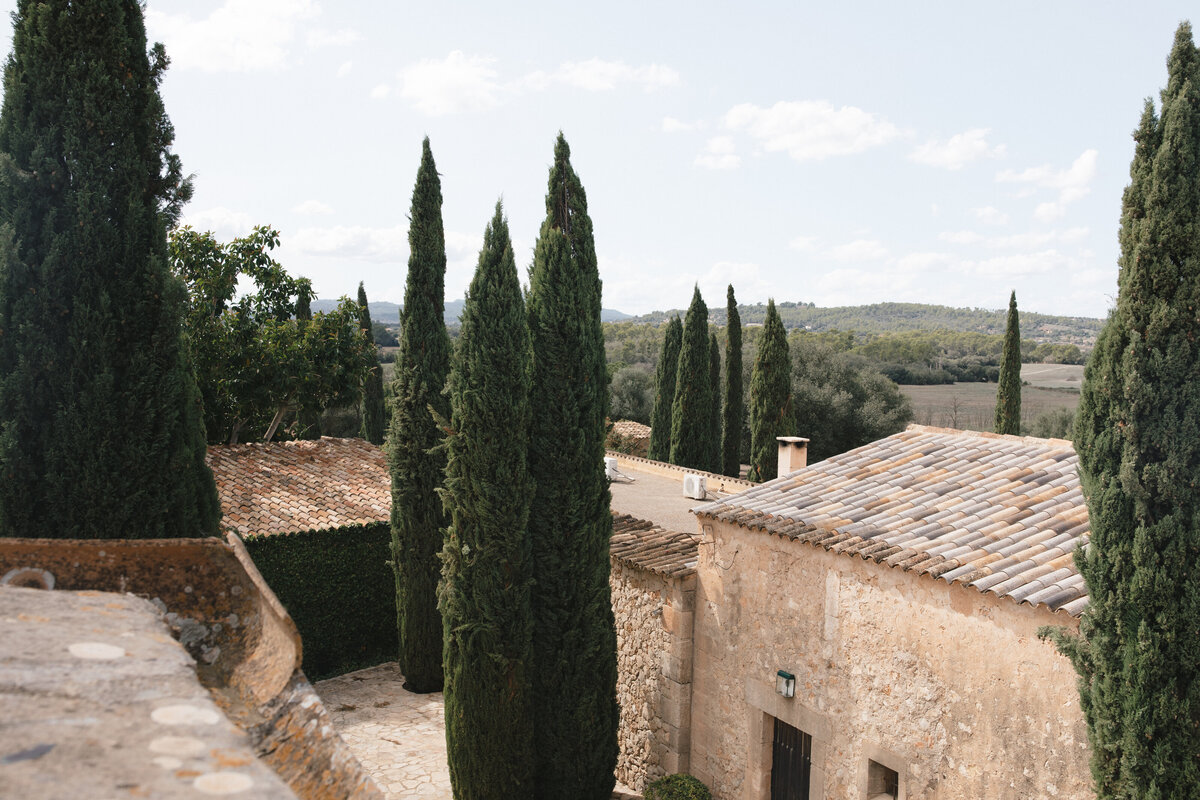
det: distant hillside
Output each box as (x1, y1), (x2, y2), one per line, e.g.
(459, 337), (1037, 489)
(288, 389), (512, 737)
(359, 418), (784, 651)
(628, 301), (1103, 348)
(314, 298), (631, 325)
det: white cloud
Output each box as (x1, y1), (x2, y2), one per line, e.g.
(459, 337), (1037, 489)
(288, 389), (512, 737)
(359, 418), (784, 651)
(958, 249), (1075, 277)
(181, 206), (254, 235)
(723, 100), (900, 162)
(337, 60), (353, 78)
(972, 206), (1009, 226)
(695, 136), (740, 170)
(598, 256), (774, 314)
(662, 116), (698, 133)
(292, 223), (407, 262)
(146, 0), (319, 72)
(292, 199), (334, 216)
(895, 252), (955, 272)
(909, 128), (1005, 170)
(398, 51), (502, 116)
(939, 230), (984, 245)
(788, 236), (818, 252)
(555, 59), (679, 92)
(940, 227), (1092, 250)
(370, 83), (391, 100)
(827, 239), (889, 261)
(997, 149), (1098, 220)
(306, 28), (361, 48)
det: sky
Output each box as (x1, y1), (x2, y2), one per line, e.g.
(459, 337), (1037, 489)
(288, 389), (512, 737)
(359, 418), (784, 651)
(1, 2), (1195, 319)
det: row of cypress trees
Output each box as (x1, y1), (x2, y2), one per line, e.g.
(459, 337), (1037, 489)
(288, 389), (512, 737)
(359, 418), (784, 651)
(390, 135), (617, 798)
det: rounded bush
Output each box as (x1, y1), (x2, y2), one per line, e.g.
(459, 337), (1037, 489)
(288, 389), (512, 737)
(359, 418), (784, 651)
(644, 773), (713, 800)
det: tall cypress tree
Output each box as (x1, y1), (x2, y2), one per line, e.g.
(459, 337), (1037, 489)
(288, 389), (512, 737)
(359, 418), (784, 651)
(389, 138), (451, 693)
(994, 291), (1021, 435)
(670, 286), (713, 469)
(440, 202), (535, 799)
(293, 290), (322, 440)
(647, 315), (682, 461)
(722, 285), (744, 478)
(526, 134), (618, 800)
(747, 299), (792, 482)
(1047, 24), (1200, 800)
(707, 331), (722, 473)
(357, 283), (385, 445)
(0, 0), (219, 538)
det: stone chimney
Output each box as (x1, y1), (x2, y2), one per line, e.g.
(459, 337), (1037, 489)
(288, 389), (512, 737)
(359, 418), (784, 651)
(776, 436), (810, 478)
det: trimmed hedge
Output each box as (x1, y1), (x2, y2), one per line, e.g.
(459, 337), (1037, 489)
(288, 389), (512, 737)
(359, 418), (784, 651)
(645, 774), (712, 800)
(244, 522), (396, 681)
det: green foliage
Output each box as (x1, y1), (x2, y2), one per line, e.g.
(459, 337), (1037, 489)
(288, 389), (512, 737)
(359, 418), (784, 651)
(170, 226), (373, 444)
(0, 0), (219, 538)
(526, 134), (618, 800)
(722, 285), (744, 478)
(644, 773), (713, 800)
(244, 523), (394, 681)
(670, 287), (715, 470)
(357, 283), (385, 445)
(1028, 407), (1075, 439)
(371, 322), (399, 347)
(792, 339), (914, 463)
(292, 293), (322, 440)
(610, 365), (654, 424)
(994, 291), (1022, 435)
(707, 331), (722, 473)
(648, 317), (682, 461)
(747, 300), (792, 482)
(1047, 25), (1200, 799)
(440, 202), (535, 799)
(390, 138), (452, 694)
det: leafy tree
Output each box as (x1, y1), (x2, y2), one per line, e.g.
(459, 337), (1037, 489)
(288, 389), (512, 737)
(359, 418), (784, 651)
(994, 291), (1021, 434)
(670, 286), (714, 469)
(390, 138), (452, 694)
(169, 226), (372, 444)
(440, 202), (535, 799)
(372, 321), (399, 347)
(747, 300), (792, 482)
(791, 339), (913, 463)
(722, 285), (744, 478)
(293, 292), (322, 440)
(526, 134), (618, 800)
(1045, 25), (1200, 800)
(1028, 408), (1075, 440)
(707, 331), (722, 473)
(647, 316), (682, 461)
(357, 283), (385, 445)
(610, 365), (654, 424)
(0, 1), (219, 538)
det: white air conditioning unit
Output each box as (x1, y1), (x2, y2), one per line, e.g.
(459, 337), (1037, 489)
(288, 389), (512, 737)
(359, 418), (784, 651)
(604, 456), (619, 480)
(682, 474), (707, 500)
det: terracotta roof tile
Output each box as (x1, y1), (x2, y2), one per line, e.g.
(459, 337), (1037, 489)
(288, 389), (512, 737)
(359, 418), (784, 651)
(207, 437), (389, 537)
(694, 425), (1091, 617)
(610, 513), (698, 579)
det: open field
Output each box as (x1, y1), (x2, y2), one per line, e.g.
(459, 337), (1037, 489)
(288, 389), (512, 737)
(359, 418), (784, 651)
(901, 365), (1084, 434)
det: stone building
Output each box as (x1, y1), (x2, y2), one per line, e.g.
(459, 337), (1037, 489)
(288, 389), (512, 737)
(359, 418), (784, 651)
(688, 425), (1092, 800)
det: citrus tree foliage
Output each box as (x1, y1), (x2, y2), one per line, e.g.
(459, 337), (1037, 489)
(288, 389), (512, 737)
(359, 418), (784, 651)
(1045, 24), (1200, 800)
(169, 226), (373, 444)
(0, 0), (218, 538)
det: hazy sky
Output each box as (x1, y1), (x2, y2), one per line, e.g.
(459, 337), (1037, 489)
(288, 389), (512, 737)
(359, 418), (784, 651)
(1, 2), (1194, 318)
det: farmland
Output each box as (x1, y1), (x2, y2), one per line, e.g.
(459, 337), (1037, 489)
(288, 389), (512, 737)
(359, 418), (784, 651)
(901, 364), (1083, 434)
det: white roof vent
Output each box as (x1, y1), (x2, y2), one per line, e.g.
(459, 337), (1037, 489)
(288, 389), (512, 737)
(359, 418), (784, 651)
(682, 474), (707, 500)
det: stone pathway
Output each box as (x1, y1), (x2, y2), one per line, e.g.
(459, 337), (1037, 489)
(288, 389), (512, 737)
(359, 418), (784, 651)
(315, 662), (640, 800)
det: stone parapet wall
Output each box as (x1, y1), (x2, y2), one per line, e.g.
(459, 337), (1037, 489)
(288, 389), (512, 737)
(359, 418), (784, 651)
(611, 560), (694, 790)
(607, 452), (753, 496)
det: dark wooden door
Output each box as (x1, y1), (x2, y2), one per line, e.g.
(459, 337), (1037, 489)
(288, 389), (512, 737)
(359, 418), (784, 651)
(770, 717), (811, 800)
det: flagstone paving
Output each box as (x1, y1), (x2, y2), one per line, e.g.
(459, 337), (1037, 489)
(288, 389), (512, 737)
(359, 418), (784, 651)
(315, 662), (640, 800)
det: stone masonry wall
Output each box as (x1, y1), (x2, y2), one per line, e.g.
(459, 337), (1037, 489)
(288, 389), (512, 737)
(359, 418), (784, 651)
(689, 519), (1091, 800)
(611, 560), (694, 790)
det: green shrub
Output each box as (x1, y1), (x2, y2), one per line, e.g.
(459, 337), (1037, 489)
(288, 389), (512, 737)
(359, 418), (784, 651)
(244, 522), (395, 681)
(644, 773), (712, 800)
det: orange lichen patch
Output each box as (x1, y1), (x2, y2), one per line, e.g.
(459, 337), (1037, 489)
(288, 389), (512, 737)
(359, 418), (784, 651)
(210, 750), (253, 769)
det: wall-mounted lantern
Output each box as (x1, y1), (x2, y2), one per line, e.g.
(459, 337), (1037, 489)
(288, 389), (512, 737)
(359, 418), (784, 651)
(776, 670), (795, 698)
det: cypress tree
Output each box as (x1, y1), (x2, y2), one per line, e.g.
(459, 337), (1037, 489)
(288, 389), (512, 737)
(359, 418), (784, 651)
(440, 202), (535, 798)
(722, 285), (744, 478)
(647, 315), (682, 461)
(747, 299), (792, 482)
(526, 134), (618, 800)
(357, 283), (385, 445)
(389, 138), (451, 693)
(293, 290), (322, 440)
(707, 331), (722, 473)
(670, 286), (713, 469)
(0, 1), (219, 538)
(993, 291), (1021, 435)
(1046, 24), (1200, 799)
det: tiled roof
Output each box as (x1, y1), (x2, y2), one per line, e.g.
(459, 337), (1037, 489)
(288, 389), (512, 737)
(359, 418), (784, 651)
(207, 437), (390, 537)
(611, 420), (652, 441)
(695, 425), (1090, 617)
(611, 513), (699, 579)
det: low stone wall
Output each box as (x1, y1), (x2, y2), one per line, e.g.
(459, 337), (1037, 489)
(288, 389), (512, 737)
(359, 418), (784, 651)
(607, 451), (753, 496)
(611, 560), (694, 790)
